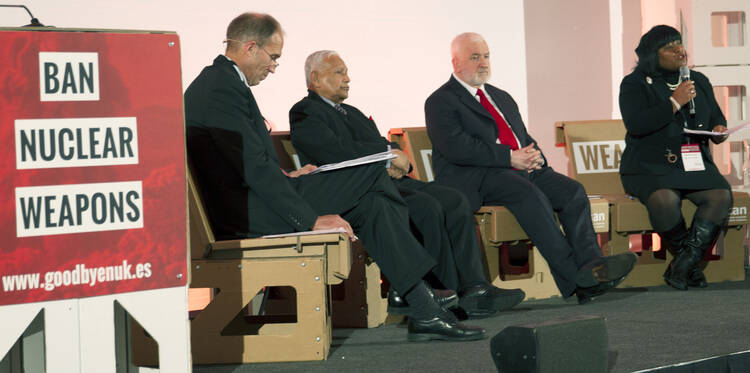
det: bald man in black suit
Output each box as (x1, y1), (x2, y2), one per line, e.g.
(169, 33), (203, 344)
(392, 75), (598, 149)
(424, 32), (637, 304)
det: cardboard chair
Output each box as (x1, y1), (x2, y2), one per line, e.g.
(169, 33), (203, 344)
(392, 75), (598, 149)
(388, 127), (608, 300)
(271, 131), (388, 328)
(130, 169), (352, 365)
(556, 120), (748, 287)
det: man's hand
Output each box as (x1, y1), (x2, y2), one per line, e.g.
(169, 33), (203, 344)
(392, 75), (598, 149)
(391, 149), (411, 173)
(711, 125), (729, 144)
(288, 164), (318, 178)
(386, 165), (407, 179)
(312, 214), (357, 241)
(511, 143), (543, 172)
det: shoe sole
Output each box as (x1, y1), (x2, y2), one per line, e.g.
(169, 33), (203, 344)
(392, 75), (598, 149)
(407, 332), (486, 342)
(577, 253), (637, 288)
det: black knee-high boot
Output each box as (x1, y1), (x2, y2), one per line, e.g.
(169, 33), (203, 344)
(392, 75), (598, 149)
(665, 218), (721, 290)
(659, 218), (708, 288)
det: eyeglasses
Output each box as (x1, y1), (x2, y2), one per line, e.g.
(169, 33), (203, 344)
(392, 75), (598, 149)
(257, 46), (280, 68)
(224, 38), (279, 67)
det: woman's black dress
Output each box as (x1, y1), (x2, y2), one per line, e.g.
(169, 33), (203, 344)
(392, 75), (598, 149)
(618, 67), (730, 202)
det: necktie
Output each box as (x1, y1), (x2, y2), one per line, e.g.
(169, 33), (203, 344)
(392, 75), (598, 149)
(334, 104), (348, 115)
(476, 88), (519, 150)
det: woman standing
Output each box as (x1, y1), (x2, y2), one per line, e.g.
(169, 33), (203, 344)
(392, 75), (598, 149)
(619, 25), (732, 290)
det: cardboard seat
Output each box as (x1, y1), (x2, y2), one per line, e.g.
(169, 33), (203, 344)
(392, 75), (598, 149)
(131, 169), (352, 365)
(556, 119), (748, 288)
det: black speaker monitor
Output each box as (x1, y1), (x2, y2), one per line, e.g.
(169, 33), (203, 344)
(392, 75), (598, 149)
(490, 315), (608, 373)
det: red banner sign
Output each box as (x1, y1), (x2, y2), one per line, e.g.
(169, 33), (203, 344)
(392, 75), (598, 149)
(0, 29), (187, 305)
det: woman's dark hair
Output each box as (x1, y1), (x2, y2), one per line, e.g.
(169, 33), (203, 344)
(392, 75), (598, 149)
(634, 25), (682, 75)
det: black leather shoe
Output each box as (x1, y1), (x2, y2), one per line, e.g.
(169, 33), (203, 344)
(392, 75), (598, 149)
(576, 274), (628, 305)
(407, 311), (486, 342)
(388, 287), (459, 315)
(458, 283), (525, 318)
(576, 252), (637, 288)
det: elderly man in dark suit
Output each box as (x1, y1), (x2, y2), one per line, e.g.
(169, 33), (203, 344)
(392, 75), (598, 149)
(289, 50), (526, 319)
(184, 12), (485, 341)
(424, 32), (637, 304)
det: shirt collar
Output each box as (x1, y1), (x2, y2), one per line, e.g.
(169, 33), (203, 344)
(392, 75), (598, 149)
(223, 55), (252, 89)
(453, 72), (486, 97)
(317, 93), (338, 108)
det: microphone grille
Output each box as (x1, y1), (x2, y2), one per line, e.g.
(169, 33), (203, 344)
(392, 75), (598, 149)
(679, 65), (690, 79)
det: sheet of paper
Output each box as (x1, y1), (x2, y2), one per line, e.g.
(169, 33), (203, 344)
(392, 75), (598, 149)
(683, 121), (750, 136)
(308, 150), (397, 174)
(261, 228), (346, 238)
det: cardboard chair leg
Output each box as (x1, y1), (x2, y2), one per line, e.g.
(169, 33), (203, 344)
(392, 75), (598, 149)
(331, 242), (387, 328)
(489, 246), (560, 301)
(608, 232), (669, 288)
(130, 257), (334, 366)
(703, 227), (746, 283)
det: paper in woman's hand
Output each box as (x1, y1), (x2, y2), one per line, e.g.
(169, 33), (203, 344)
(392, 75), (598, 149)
(683, 121), (750, 137)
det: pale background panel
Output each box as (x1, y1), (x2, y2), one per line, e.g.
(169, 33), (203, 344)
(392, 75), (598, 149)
(0, 0), (527, 137)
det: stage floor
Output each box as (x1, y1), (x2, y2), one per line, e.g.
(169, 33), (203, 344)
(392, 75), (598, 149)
(192, 270), (750, 373)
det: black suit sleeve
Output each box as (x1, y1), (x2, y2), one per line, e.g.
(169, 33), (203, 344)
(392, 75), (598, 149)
(290, 100), (390, 164)
(619, 73), (675, 136)
(425, 90), (512, 168)
(204, 81), (318, 231)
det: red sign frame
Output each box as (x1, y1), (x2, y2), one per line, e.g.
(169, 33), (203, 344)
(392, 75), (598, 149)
(0, 29), (187, 305)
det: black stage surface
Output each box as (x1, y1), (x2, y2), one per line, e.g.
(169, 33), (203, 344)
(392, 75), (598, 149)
(193, 271), (750, 373)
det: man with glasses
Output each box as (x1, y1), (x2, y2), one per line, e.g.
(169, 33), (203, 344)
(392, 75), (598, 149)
(424, 32), (638, 304)
(184, 12), (485, 342)
(290, 50), (526, 319)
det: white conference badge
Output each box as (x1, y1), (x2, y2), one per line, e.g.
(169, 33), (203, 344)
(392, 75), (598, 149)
(680, 144), (705, 171)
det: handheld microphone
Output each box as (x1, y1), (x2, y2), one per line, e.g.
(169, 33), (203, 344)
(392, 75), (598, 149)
(679, 65), (695, 116)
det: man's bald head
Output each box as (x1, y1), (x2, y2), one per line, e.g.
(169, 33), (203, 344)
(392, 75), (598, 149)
(451, 32), (491, 88)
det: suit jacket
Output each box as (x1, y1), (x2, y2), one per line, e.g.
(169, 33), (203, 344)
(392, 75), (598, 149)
(618, 67), (726, 175)
(184, 55), (317, 239)
(424, 75), (546, 210)
(289, 90), (396, 165)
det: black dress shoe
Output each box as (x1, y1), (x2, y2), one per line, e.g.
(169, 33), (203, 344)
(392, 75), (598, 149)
(575, 274), (627, 305)
(458, 283), (525, 318)
(407, 311), (486, 342)
(388, 287), (459, 315)
(576, 252), (637, 288)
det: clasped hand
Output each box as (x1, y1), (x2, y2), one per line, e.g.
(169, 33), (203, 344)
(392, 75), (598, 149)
(511, 143), (544, 173)
(387, 149), (411, 179)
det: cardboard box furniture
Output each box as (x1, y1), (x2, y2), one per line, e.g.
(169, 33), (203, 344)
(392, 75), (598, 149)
(556, 120), (748, 287)
(131, 169), (352, 365)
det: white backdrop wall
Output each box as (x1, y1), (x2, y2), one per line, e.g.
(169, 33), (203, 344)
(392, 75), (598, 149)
(1, 0), (528, 135)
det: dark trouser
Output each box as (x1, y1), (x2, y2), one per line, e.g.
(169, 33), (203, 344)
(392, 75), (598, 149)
(395, 177), (486, 291)
(480, 167), (601, 297)
(293, 163), (436, 295)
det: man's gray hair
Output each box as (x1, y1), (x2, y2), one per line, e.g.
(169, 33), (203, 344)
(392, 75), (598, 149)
(304, 50), (340, 87)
